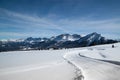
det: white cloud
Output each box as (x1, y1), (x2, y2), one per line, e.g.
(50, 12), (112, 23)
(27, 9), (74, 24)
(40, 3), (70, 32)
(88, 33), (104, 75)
(57, 18), (120, 33)
(0, 31), (56, 39)
(0, 8), (69, 33)
(0, 8), (120, 39)
(0, 32), (26, 37)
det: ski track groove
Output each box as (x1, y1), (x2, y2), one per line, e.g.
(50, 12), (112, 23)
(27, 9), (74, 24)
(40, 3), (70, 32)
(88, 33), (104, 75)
(63, 50), (120, 80)
(63, 57), (84, 80)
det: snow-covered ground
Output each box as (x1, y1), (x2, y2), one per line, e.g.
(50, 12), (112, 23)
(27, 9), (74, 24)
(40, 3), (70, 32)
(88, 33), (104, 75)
(64, 43), (120, 80)
(0, 49), (77, 80)
(80, 43), (120, 62)
(0, 43), (120, 80)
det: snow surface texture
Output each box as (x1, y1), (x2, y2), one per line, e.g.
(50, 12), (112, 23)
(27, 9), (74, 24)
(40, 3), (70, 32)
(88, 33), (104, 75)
(0, 50), (76, 80)
(0, 43), (120, 80)
(64, 43), (120, 80)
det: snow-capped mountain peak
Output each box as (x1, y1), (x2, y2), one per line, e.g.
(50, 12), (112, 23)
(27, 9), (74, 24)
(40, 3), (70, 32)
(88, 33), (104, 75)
(78, 32), (106, 46)
(0, 32), (118, 52)
(52, 34), (81, 42)
(24, 37), (49, 43)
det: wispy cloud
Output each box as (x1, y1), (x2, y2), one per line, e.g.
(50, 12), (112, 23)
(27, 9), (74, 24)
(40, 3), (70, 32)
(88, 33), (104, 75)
(0, 8), (120, 39)
(57, 18), (120, 33)
(0, 8), (69, 32)
(0, 8), (72, 39)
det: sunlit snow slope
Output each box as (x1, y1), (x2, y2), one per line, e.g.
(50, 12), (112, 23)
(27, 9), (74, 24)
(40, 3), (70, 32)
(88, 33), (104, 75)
(0, 43), (120, 80)
(0, 50), (76, 80)
(64, 43), (120, 80)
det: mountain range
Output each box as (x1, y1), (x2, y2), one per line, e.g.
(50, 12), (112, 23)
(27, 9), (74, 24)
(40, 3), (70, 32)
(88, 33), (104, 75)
(0, 32), (118, 52)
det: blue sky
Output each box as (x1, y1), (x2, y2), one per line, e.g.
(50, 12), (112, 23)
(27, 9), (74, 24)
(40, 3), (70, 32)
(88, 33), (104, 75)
(0, 0), (120, 40)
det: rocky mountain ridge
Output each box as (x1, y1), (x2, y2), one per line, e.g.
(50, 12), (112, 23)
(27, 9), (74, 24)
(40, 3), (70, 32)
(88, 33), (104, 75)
(0, 32), (118, 52)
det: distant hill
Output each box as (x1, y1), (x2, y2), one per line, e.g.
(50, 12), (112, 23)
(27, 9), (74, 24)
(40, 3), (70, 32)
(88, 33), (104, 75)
(0, 32), (118, 52)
